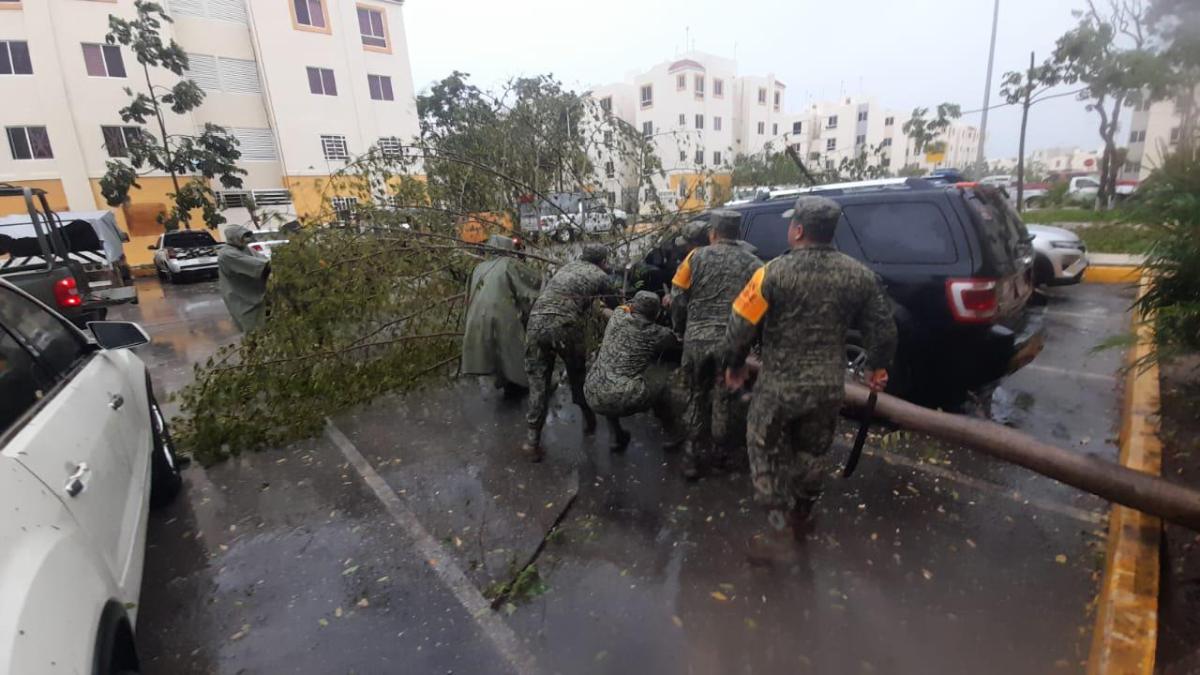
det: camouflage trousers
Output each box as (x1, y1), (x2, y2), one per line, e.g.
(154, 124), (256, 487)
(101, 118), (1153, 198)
(524, 320), (590, 431)
(680, 344), (737, 463)
(746, 386), (842, 511)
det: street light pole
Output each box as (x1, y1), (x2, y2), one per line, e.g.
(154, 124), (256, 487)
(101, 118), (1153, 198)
(976, 0), (1000, 167)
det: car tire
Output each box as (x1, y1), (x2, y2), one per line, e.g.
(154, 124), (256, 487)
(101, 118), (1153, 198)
(148, 388), (182, 508)
(1025, 196), (1043, 209)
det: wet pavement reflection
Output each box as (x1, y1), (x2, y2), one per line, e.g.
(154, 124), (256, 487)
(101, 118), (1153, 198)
(116, 277), (1131, 674)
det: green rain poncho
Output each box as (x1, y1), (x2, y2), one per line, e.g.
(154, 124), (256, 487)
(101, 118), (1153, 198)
(461, 234), (542, 387)
(217, 225), (270, 332)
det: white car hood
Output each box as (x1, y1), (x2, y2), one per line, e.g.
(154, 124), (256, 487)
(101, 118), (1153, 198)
(1027, 224), (1078, 241)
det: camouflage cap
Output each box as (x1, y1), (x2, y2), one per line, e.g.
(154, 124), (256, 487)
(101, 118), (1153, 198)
(581, 243), (609, 264)
(630, 290), (660, 319)
(676, 218), (710, 248)
(709, 209), (742, 238)
(782, 195), (842, 224)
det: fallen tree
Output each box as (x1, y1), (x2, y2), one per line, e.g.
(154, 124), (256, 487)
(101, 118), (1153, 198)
(842, 382), (1200, 531)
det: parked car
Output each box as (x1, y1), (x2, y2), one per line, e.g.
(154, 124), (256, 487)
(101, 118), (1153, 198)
(0, 279), (181, 675)
(150, 230), (220, 283)
(1021, 175), (1136, 209)
(519, 192), (627, 241)
(630, 177), (1043, 406)
(246, 229), (289, 260)
(1, 185), (137, 327)
(1027, 224), (1088, 286)
(979, 175), (1015, 190)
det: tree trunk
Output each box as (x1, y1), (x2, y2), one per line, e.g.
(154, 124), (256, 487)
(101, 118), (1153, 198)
(843, 383), (1200, 531)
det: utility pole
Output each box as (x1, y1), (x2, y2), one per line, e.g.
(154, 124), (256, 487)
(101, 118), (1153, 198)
(976, 0), (1000, 167)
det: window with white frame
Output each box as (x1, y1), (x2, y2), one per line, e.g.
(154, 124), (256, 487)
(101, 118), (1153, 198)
(101, 125), (142, 158)
(676, 74), (686, 90)
(307, 66), (337, 95)
(640, 84), (652, 107)
(827, 115), (838, 129)
(605, 161), (614, 178)
(881, 157), (891, 168)
(825, 159), (834, 169)
(855, 134), (865, 145)
(377, 136), (403, 157)
(756, 121), (764, 135)
(292, 0), (327, 28)
(694, 74), (704, 97)
(884, 116), (894, 126)
(714, 116), (722, 131)
(642, 120), (653, 137)
(679, 150), (686, 162)
(679, 113), (686, 127)
(599, 97), (612, 114)
(792, 121), (802, 134)
(331, 196), (358, 220)
(772, 123), (778, 135)
(82, 43), (126, 78)
(773, 90), (781, 109)
(881, 137), (892, 147)
(367, 73), (393, 101)
(357, 6), (388, 49)
(0, 41), (32, 75)
(826, 138), (836, 151)
(694, 149), (704, 165)
(713, 78), (723, 97)
(695, 114), (704, 130)
(757, 87), (767, 105)
(713, 150), (722, 165)
(857, 111), (868, 122)
(321, 134), (348, 160)
(1129, 129), (1146, 143)
(6, 126), (52, 160)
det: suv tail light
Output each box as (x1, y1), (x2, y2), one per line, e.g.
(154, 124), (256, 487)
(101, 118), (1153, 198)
(250, 243), (264, 252)
(946, 278), (998, 324)
(54, 276), (82, 308)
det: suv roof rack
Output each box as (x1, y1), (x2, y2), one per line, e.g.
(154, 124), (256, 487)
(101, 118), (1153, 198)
(754, 177), (937, 202)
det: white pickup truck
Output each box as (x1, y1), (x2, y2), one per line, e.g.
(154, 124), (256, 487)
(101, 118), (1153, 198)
(1020, 175), (1136, 209)
(519, 193), (627, 242)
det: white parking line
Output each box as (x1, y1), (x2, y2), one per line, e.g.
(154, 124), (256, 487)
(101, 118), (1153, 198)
(325, 420), (541, 675)
(1043, 309), (1113, 321)
(867, 447), (1106, 526)
(1024, 364), (1118, 383)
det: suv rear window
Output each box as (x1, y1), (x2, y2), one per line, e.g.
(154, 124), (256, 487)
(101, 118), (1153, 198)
(164, 231), (217, 247)
(743, 209), (791, 260)
(965, 190), (1025, 274)
(843, 202), (958, 264)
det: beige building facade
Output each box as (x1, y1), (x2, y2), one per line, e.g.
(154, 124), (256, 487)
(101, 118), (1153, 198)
(0, 0), (418, 265)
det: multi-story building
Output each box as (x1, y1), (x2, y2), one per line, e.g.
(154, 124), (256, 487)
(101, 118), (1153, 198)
(589, 56), (980, 212)
(1121, 93), (1198, 181)
(0, 0), (418, 265)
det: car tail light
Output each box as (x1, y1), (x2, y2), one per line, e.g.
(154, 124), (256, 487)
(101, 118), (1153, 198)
(166, 246), (178, 259)
(946, 278), (998, 324)
(54, 276), (82, 308)
(250, 243), (264, 252)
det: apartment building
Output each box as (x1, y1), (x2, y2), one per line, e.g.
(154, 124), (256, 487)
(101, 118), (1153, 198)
(589, 55), (979, 212)
(1121, 93), (1198, 181)
(0, 0), (418, 265)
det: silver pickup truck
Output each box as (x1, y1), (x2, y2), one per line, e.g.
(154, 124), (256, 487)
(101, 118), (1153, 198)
(0, 184), (137, 326)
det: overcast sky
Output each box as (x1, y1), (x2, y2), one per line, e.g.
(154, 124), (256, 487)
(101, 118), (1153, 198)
(404, 0), (1111, 161)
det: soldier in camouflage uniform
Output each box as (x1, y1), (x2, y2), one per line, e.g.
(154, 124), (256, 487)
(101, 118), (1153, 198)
(670, 210), (762, 479)
(724, 195), (896, 562)
(522, 243), (619, 461)
(584, 291), (680, 452)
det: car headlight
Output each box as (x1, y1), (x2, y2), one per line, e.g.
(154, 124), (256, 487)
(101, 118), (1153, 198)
(1050, 240), (1083, 249)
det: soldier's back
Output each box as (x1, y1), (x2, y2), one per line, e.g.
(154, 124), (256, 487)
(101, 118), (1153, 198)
(758, 245), (881, 392)
(684, 241), (762, 344)
(530, 261), (609, 323)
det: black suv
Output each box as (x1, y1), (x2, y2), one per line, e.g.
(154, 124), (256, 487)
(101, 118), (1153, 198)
(632, 178), (1044, 406)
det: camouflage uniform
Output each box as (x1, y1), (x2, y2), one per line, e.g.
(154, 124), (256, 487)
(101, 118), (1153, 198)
(725, 197), (896, 512)
(584, 292), (678, 446)
(524, 245), (618, 444)
(671, 211), (762, 469)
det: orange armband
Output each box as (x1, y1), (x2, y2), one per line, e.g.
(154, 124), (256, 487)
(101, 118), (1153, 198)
(732, 266), (768, 324)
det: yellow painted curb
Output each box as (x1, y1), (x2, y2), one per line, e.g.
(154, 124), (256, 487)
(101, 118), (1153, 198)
(1084, 265), (1142, 284)
(1087, 275), (1161, 675)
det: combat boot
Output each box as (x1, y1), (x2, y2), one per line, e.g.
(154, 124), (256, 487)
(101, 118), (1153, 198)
(745, 505), (813, 566)
(521, 428), (544, 463)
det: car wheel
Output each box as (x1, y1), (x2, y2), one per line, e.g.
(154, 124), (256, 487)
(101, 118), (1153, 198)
(1025, 196), (1043, 209)
(148, 389), (182, 508)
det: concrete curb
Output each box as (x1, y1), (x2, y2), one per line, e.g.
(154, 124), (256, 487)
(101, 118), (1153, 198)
(1084, 265), (1142, 285)
(1087, 274), (1161, 675)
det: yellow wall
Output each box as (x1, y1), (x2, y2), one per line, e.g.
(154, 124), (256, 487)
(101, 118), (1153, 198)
(87, 176), (212, 267)
(0, 179), (70, 216)
(669, 173), (733, 212)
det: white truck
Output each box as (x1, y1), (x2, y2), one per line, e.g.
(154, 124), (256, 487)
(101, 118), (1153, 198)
(519, 192), (627, 242)
(1019, 175), (1136, 209)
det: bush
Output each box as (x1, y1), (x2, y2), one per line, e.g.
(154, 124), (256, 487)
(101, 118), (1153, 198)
(1122, 149), (1200, 360)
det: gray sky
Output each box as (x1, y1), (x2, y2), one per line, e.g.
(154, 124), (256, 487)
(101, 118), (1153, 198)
(405, 0), (1108, 160)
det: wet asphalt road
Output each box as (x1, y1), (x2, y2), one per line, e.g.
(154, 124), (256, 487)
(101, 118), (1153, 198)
(114, 277), (1133, 675)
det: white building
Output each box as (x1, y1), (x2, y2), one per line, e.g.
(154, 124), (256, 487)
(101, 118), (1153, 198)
(0, 0), (419, 265)
(1121, 93), (1198, 181)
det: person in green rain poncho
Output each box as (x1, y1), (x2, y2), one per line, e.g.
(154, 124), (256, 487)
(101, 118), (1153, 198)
(217, 224), (270, 332)
(461, 234), (543, 397)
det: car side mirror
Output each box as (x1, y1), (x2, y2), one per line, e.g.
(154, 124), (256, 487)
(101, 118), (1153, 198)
(119, 231), (130, 243)
(88, 321), (151, 350)
(147, 244), (158, 250)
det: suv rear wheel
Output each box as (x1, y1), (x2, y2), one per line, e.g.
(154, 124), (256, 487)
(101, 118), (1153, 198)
(148, 389), (182, 508)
